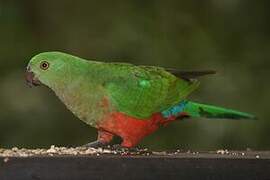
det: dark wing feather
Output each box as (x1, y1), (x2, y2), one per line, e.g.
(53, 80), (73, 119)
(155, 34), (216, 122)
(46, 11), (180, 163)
(165, 68), (216, 80)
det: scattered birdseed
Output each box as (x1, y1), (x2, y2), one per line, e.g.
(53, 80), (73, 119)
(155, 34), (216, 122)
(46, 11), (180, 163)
(3, 157), (9, 163)
(216, 149), (229, 155)
(0, 145), (157, 157)
(0, 146), (267, 159)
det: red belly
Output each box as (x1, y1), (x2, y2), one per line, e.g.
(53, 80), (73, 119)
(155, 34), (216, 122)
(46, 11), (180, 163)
(97, 112), (166, 147)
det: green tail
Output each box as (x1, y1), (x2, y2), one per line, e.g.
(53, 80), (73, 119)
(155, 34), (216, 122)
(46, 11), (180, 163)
(183, 101), (256, 120)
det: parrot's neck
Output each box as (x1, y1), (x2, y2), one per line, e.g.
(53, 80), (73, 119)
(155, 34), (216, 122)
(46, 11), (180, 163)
(49, 59), (101, 91)
(49, 60), (111, 127)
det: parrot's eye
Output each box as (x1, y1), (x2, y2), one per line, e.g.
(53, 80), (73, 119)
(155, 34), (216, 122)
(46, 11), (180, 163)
(40, 61), (50, 70)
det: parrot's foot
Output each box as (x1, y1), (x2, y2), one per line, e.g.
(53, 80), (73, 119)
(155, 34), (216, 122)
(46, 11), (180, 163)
(83, 130), (115, 148)
(82, 140), (108, 148)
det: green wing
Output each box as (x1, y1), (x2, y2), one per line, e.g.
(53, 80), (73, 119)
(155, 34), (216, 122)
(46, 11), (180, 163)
(104, 63), (199, 119)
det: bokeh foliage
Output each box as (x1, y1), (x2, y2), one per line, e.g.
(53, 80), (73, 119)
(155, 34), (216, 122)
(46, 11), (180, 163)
(0, 0), (269, 150)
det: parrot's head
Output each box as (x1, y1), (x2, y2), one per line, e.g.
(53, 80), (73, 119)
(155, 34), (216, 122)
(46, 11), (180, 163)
(26, 51), (78, 88)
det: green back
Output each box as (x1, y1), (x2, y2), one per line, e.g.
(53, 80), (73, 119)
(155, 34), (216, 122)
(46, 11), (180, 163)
(103, 63), (199, 119)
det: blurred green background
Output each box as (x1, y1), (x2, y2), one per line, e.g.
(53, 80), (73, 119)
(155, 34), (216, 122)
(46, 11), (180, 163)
(0, 0), (269, 150)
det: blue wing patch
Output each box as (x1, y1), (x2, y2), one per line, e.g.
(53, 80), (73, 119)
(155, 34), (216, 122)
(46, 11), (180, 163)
(162, 100), (188, 118)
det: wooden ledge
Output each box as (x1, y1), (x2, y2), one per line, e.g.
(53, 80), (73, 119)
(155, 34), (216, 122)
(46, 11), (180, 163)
(0, 151), (269, 180)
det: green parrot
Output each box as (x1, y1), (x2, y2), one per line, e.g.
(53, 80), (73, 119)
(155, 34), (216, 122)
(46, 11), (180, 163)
(25, 52), (255, 148)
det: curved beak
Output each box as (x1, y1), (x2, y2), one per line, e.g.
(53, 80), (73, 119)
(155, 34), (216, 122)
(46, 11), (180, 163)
(25, 67), (41, 87)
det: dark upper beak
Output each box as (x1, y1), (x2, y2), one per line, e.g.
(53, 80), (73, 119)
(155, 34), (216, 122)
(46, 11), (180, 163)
(25, 67), (41, 87)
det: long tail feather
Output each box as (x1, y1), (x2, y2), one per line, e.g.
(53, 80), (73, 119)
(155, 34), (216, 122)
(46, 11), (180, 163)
(165, 69), (216, 80)
(183, 101), (256, 120)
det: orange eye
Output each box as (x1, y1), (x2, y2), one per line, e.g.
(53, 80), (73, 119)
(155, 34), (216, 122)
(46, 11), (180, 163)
(40, 61), (50, 70)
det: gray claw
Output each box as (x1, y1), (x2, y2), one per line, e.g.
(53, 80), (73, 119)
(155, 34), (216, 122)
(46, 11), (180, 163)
(83, 141), (107, 148)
